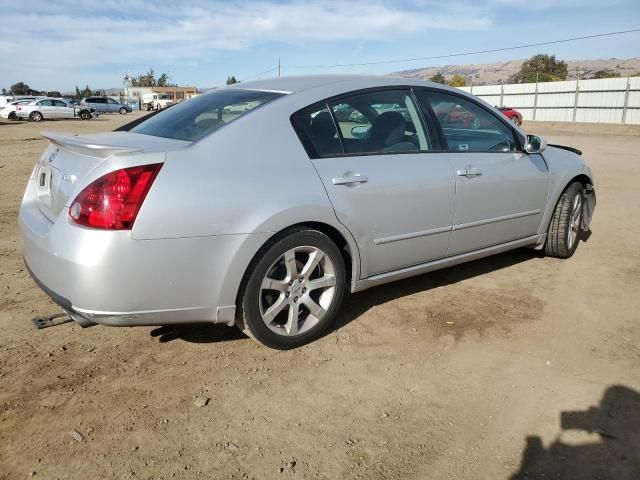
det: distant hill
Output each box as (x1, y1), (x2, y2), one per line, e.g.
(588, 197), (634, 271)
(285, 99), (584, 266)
(394, 57), (640, 85)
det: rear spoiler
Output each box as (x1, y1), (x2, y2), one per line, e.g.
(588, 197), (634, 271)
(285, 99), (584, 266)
(41, 131), (142, 158)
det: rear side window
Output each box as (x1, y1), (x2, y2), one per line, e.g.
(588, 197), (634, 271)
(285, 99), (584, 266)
(423, 91), (517, 152)
(292, 89), (430, 158)
(37, 100), (53, 106)
(291, 106), (342, 157)
(131, 89), (284, 141)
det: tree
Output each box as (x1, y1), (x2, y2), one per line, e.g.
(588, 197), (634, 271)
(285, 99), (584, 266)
(430, 72), (446, 84)
(592, 70), (620, 79)
(9, 82), (31, 95)
(447, 74), (467, 87)
(226, 76), (239, 85)
(510, 54), (568, 83)
(81, 85), (93, 98)
(1, 88), (6, 95)
(129, 68), (174, 87)
(157, 73), (170, 87)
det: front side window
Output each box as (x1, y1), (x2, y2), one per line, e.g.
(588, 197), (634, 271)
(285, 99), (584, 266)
(53, 100), (67, 107)
(131, 89), (284, 141)
(424, 91), (517, 152)
(107, 98), (118, 104)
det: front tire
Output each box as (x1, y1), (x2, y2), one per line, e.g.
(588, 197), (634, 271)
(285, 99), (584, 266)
(512, 116), (521, 126)
(545, 182), (584, 258)
(30, 111), (43, 122)
(238, 228), (346, 349)
(119, 107), (128, 114)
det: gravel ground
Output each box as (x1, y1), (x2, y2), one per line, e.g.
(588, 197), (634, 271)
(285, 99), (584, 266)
(0, 113), (639, 479)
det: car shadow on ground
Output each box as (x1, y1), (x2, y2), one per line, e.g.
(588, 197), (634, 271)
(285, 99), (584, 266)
(150, 247), (540, 344)
(510, 385), (640, 479)
(328, 247), (541, 335)
(149, 323), (246, 343)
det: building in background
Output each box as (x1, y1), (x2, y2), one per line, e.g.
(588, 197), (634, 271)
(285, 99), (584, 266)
(125, 86), (198, 103)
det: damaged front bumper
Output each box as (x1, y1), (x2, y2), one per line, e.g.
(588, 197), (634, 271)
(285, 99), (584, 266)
(582, 184), (596, 231)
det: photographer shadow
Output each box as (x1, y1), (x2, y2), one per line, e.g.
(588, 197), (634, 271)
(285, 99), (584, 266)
(510, 385), (640, 479)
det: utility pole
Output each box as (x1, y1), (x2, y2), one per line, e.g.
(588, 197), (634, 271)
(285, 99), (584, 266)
(278, 59), (281, 78)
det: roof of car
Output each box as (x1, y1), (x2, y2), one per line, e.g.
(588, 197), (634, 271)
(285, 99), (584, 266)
(227, 74), (441, 94)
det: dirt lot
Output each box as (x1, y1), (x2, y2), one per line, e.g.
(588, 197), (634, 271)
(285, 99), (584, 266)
(1, 113), (639, 479)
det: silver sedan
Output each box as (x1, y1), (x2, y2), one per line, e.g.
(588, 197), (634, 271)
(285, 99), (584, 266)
(20, 75), (596, 349)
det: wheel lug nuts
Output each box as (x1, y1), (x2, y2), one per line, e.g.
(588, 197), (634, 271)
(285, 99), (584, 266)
(285, 292), (290, 298)
(302, 288), (306, 293)
(293, 296), (298, 302)
(288, 280), (293, 286)
(298, 278), (304, 283)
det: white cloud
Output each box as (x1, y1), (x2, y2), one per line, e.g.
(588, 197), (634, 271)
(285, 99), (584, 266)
(0, 0), (492, 89)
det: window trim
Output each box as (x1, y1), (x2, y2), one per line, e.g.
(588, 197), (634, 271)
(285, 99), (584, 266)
(414, 87), (526, 153)
(290, 85), (440, 160)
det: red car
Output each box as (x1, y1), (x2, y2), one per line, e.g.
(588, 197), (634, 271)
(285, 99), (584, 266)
(497, 106), (523, 126)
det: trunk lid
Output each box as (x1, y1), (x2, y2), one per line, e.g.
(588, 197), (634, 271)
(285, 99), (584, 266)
(35, 131), (189, 222)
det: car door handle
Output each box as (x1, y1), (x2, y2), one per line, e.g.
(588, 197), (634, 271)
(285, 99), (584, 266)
(332, 175), (369, 185)
(456, 165), (483, 178)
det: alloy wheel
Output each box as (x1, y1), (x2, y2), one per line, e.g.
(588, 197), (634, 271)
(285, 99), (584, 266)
(567, 192), (582, 249)
(259, 246), (337, 336)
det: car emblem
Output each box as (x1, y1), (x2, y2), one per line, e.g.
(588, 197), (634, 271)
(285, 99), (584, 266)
(48, 148), (59, 163)
(63, 173), (74, 183)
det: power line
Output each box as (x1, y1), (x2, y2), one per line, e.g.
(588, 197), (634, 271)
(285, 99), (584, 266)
(241, 66), (279, 81)
(287, 28), (640, 69)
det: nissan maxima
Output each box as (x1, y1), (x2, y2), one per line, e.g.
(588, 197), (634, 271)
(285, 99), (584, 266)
(20, 75), (596, 349)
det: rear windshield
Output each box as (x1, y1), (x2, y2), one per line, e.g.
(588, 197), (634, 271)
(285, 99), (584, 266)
(131, 89), (285, 142)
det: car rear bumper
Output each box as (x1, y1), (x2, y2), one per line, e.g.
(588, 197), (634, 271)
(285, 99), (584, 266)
(19, 195), (261, 327)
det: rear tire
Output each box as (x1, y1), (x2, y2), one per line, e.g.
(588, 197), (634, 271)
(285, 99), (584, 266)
(30, 111), (43, 122)
(512, 116), (521, 126)
(545, 181), (584, 259)
(237, 228), (346, 349)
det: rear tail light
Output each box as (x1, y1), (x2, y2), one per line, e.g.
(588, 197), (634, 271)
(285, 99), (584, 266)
(69, 163), (163, 229)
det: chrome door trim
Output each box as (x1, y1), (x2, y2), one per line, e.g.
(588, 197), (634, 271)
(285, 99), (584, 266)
(373, 225), (451, 245)
(452, 209), (541, 231)
(353, 234), (542, 293)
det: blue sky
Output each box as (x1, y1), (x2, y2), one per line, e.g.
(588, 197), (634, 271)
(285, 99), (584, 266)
(0, 0), (639, 91)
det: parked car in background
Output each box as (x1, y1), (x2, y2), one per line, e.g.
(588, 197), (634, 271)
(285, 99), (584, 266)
(15, 98), (96, 121)
(497, 106), (523, 126)
(20, 75), (596, 349)
(1, 99), (35, 120)
(80, 96), (131, 114)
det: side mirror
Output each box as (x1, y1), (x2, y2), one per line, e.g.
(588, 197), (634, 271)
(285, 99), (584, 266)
(351, 125), (370, 139)
(524, 134), (547, 154)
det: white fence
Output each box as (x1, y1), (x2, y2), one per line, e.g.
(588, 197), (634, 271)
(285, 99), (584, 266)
(459, 77), (640, 124)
